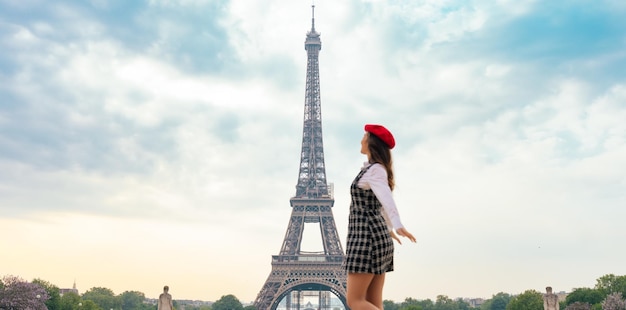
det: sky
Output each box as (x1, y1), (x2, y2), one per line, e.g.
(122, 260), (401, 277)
(1, 0), (626, 304)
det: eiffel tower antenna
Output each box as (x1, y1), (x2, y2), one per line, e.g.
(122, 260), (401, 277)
(254, 3), (348, 310)
(311, 2), (316, 32)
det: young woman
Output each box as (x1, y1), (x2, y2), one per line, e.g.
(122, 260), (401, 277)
(344, 124), (417, 310)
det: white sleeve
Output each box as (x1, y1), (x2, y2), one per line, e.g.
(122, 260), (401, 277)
(359, 164), (404, 230)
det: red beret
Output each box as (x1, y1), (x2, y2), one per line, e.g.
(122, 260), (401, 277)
(364, 124), (395, 149)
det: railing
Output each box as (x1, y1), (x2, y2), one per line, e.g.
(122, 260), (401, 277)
(272, 254), (344, 263)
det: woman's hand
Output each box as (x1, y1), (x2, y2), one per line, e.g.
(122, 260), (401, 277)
(395, 227), (417, 244)
(390, 230), (402, 244)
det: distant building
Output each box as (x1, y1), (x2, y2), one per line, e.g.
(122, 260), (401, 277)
(59, 280), (79, 296)
(464, 298), (485, 308)
(556, 291), (568, 303)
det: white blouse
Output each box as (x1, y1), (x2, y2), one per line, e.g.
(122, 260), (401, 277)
(357, 162), (404, 230)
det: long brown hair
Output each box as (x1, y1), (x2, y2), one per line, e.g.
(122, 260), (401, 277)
(367, 133), (395, 190)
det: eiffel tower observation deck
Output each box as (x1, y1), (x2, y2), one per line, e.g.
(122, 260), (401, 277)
(254, 5), (348, 310)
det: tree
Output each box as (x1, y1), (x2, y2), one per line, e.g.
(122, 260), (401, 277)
(596, 275), (626, 298)
(33, 278), (62, 310)
(401, 297), (433, 310)
(0, 275), (49, 310)
(456, 298), (472, 310)
(565, 302), (591, 310)
(506, 290), (543, 310)
(59, 291), (81, 310)
(602, 293), (626, 310)
(80, 300), (101, 310)
(384, 299), (400, 310)
(434, 295), (460, 310)
(567, 288), (604, 307)
(483, 292), (512, 310)
(82, 287), (120, 310)
(212, 294), (244, 310)
(187, 306), (212, 310)
(120, 290), (145, 310)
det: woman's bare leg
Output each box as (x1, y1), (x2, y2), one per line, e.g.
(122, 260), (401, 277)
(347, 273), (379, 310)
(366, 273), (386, 310)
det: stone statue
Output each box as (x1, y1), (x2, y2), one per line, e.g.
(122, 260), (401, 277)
(158, 285), (174, 310)
(544, 286), (559, 310)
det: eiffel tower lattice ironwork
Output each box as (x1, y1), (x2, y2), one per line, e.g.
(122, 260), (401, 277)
(254, 5), (347, 310)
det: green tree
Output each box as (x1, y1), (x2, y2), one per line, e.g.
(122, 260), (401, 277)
(506, 290), (543, 310)
(456, 298), (472, 310)
(483, 293), (512, 310)
(186, 306), (212, 310)
(401, 298), (433, 310)
(385, 299), (401, 310)
(59, 291), (81, 310)
(80, 300), (101, 310)
(434, 295), (460, 310)
(83, 287), (120, 310)
(211, 294), (243, 310)
(567, 288), (604, 307)
(422, 299), (436, 310)
(33, 278), (62, 310)
(596, 275), (626, 298)
(565, 302), (591, 310)
(120, 290), (145, 310)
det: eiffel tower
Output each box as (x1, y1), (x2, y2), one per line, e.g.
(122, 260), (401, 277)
(254, 5), (347, 310)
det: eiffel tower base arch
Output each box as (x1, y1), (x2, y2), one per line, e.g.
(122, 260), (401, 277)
(254, 199), (348, 310)
(258, 275), (348, 310)
(277, 283), (347, 310)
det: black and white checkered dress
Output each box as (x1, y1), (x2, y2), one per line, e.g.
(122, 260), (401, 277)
(344, 164), (394, 274)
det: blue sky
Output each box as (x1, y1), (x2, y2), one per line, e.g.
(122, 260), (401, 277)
(1, 0), (626, 303)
